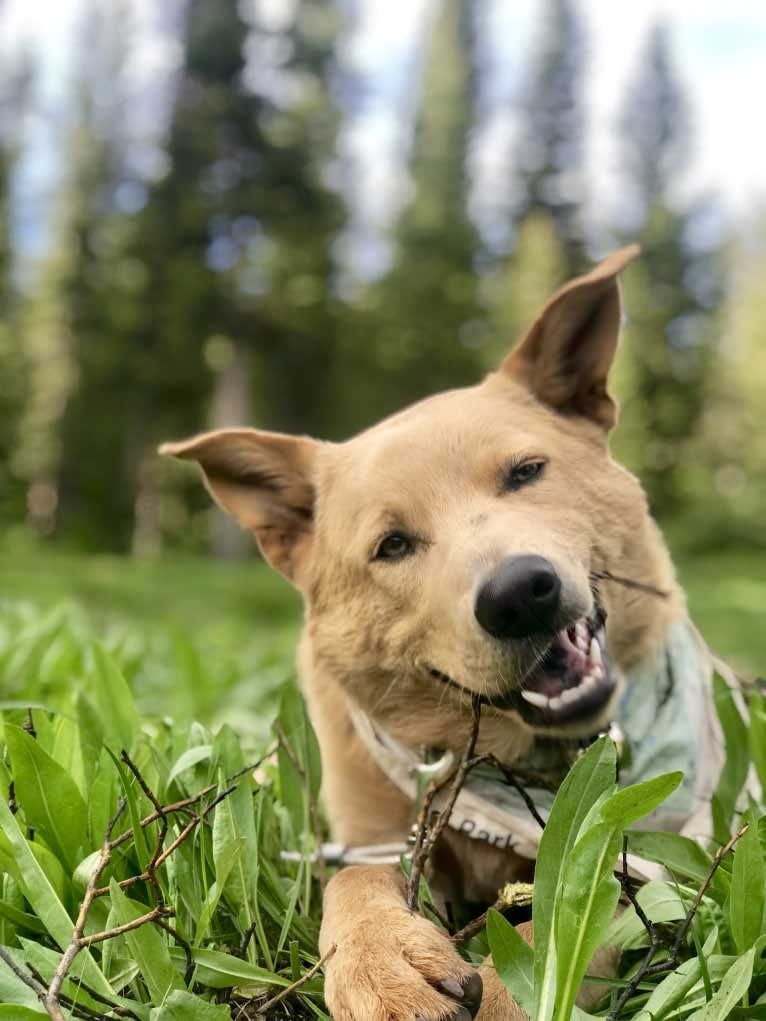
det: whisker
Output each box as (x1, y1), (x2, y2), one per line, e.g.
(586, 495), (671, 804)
(590, 569), (669, 600)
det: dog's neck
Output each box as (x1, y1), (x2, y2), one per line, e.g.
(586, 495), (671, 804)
(348, 615), (722, 859)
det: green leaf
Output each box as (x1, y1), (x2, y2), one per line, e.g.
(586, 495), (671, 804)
(88, 643), (141, 753)
(108, 879), (183, 1005)
(730, 810), (766, 954)
(600, 771), (683, 827)
(149, 990), (231, 1020)
(4, 724), (88, 871)
(749, 692), (766, 804)
(167, 745), (212, 786)
(711, 672), (749, 838)
(554, 822), (622, 1021)
(532, 736), (616, 1021)
(168, 946), (289, 989)
(486, 909), (534, 1015)
(687, 946), (755, 1021)
(634, 928), (718, 1021)
(0, 1008), (46, 1018)
(0, 798), (113, 998)
(604, 880), (687, 949)
(626, 830), (724, 891)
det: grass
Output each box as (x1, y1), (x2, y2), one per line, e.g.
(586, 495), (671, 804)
(0, 542), (764, 1019)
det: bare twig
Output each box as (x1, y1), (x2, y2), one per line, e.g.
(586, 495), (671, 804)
(452, 881), (534, 945)
(606, 824), (749, 1021)
(255, 944), (337, 1017)
(274, 720), (327, 893)
(407, 696), (483, 912)
(44, 798), (127, 1020)
(0, 946), (47, 1001)
(486, 756), (547, 830)
(121, 750), (168, 909)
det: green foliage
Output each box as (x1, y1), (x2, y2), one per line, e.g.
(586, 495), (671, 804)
(0, 605), (328, 1017)
(489, 677), (766, 1020)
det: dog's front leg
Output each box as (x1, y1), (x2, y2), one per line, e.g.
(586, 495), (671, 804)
(320, 862), (485, 1021)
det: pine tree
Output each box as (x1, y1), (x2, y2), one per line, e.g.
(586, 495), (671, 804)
(0, 50), (32, 523)
(611, 23), (724, 520)
(512, 0), (587, 274)
(349, 0), (485, 429)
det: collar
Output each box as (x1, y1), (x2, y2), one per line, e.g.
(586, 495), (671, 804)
(348, 617), (722, 863)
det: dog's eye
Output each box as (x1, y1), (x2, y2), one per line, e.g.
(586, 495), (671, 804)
(374, 533), (415, 561)
(505, 459), (546, 491)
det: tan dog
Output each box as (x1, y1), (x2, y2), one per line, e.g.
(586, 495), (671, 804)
(163, 247), (720, 1021)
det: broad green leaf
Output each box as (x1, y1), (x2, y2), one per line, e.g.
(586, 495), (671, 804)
(688, 946), (755, 1021)
(167, 745), (212, 786)
(626, 830), (724, 892)
(150, 990), (231, 1020)
(749, 692), (766, 797)
(600, 771), (683, 827)
(0, 798), (112, 998)
(87, 643), (141, 753)
(0, 947), (45, 1010)
(711, 672), (749, 838)
(4, 724), (88, 871)
(633, 928), (718, 1020)
(0, 897), (47, 935)
(604, 880), (687, 949)
(533, 737), (616, 1021)
(554, 822), (622, 1021)
(486, 909), (534, 1015)
(168, 946), (289, 988)
(0, 1008), (46, 1018)
(730, 810), (766, 954)
(193, 837), (244, 945)
(108, 879), (183, 1004)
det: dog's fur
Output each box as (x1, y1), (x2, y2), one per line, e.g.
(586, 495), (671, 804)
(162, 246), (690, 1020)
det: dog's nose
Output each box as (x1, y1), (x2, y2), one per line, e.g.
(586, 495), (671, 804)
(474, 555), (562, 640)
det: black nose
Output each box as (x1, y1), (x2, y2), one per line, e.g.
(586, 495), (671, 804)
(474, 555), (562, 640)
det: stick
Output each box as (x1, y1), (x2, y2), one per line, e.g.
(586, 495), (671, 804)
(255, 944), (337, 1016)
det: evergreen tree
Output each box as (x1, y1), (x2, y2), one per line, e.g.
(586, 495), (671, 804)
(52, 0), (144, 549)
(512, 0), (587, 274)
(611, 23), (724, 520)
(349, 0), (485, 429)
(0, 50), (32, 523)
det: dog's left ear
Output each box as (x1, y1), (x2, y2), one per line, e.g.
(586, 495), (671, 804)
(500, 244), (640, 430)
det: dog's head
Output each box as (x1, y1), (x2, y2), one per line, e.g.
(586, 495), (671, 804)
(162, 246), (681, 744)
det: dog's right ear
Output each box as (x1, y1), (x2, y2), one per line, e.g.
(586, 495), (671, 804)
(159, 429), (319, 585)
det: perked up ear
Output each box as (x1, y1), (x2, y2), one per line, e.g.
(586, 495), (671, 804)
(500, 244), (640, 430)
(159, 429), (319, 584)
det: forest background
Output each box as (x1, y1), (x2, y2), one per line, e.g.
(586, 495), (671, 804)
(0, 0), (765, 678)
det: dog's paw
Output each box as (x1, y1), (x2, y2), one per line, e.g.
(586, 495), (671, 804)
(323, 906), (482, 1021)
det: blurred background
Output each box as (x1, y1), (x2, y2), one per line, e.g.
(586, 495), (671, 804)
(0, 0), (764, 703)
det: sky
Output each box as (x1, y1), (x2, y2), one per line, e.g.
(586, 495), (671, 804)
(3, 0), (766, 267)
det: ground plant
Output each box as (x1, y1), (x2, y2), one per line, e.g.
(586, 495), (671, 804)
(0, 553), (764, 1020)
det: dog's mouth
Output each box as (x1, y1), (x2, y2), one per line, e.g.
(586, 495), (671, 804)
(428, 608), (617, 728)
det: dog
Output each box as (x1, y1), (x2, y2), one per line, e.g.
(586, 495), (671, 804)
(162, 246), (725, 1020)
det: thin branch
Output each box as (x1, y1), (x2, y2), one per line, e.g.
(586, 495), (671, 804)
(407, 696), (483, 912)
(0, 946), (47, 1001)
(121, 750), (168, 908)
(606, 824), (749, 1021)
(255, 944), (336, 1017)
(44, 798), (126, 1020)
(452, 881), (534, 945)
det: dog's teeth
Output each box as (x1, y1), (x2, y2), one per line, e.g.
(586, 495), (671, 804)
(581, 673), (596, 689)
(592, 663), (605, 680)
(549, 695), (563, 710)
(590, 638), (602, 664)
(521, 690), (550, 708)
(559, 688), (581, 705)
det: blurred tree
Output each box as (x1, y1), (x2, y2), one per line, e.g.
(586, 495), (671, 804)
(511, 0), (587, 274)
(346, 0), (485, 429)
(50, 0), (144, 550)
(0, 48), (32, 524)
(610, 23), (724, 521)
